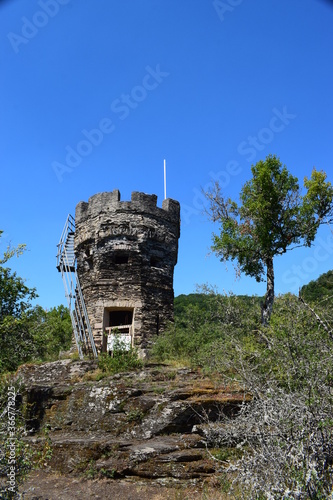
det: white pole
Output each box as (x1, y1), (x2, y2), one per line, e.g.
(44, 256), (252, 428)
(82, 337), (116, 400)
(164, 159), (167, 200)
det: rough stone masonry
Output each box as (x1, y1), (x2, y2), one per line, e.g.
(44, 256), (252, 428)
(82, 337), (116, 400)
(74, 190), (180, 354)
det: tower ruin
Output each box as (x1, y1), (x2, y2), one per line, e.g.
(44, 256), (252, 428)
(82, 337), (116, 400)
(74, 189), (180, 353)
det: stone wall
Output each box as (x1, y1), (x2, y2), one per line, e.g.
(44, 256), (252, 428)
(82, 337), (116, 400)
(74, 190), (180, 353)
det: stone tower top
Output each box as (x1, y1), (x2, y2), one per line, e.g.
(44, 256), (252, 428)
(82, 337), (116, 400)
(75, 189), (180, 227)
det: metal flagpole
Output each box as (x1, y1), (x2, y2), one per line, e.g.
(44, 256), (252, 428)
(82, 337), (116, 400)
(164, 159), (167, 200)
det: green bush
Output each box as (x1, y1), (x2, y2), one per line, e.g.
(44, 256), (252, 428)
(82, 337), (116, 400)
(151, 290), (261, 371)
(98, 338), (143, 374)
(0, 305), (72, 374)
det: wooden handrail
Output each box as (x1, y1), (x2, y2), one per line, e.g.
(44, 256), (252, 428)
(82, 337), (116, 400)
(105, 324), (132, 333)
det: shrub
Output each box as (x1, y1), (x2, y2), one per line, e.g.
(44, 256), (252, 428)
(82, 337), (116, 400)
(98, 337), (143, 374)
(151, 289), (261, 370)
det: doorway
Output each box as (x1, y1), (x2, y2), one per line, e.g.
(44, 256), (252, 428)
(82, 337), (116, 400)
(103, 307), (134, 353)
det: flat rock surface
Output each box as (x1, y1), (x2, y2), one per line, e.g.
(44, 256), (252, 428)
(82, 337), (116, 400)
(19, 469), (228, 499)
(5, 360), (248, 496)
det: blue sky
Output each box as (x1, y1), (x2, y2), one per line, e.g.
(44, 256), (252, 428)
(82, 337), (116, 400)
(1, 0), (333, 309)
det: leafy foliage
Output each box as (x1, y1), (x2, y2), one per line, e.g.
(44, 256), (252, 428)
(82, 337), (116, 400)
(28, 305), (72, 359)
(0, 233), (72, 373)
(301, 269), (333, 304)
(0, 266), (37, 321)
(0, 230), (26, 266)
(152, 287), (262, 368)
(98, 337), (143, 375)
(205, 155), (333, 323)
(0, 304), (72, 374)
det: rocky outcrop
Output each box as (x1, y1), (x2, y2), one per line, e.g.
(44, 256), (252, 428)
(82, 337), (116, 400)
(15, 360), (248, 484)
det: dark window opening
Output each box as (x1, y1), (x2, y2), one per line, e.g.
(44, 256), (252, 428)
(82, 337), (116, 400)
(150, 256), (162, 268)
(114, 253), (129, 265)
(109, 310), (133, 327)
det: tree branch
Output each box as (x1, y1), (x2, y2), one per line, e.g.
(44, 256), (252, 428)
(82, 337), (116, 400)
(298, 292), (333, 340)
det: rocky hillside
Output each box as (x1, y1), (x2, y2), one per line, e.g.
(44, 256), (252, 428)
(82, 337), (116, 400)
(12, 359), (247, 494)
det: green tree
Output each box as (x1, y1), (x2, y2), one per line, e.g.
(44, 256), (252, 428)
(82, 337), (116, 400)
(0, 231), (36, 321)
(0, 233), (37, 371)
(30, 305), (72, 358)
(301, 269), (333, 304)
(206, 155), (333, 324)
(0, 232), (72, 372)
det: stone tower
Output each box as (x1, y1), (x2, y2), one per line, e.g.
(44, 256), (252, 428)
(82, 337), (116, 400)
(74, 190), (180, 353)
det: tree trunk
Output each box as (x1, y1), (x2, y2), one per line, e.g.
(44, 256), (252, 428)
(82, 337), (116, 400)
(261, 257), (274, 325)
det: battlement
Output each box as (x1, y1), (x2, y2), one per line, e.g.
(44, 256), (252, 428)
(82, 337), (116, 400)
(75, 190), (180, 227)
